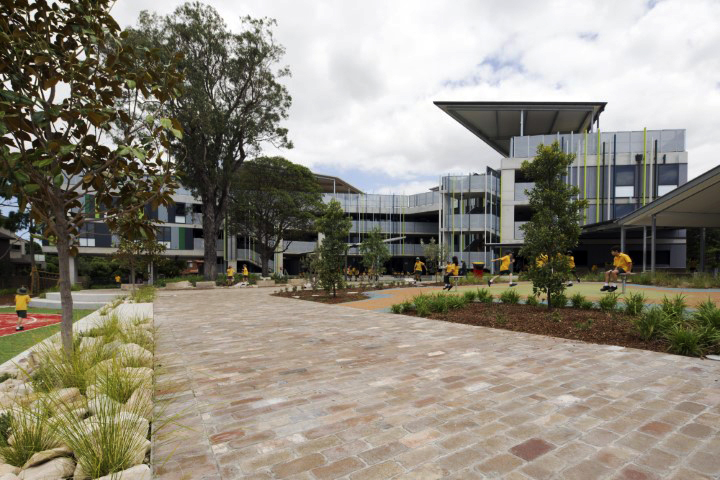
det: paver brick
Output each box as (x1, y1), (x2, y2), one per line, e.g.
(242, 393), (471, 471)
(271, 454), (325, 478)
(476, 453), (523, 475)
(312, 457), (365, 479)
(510, 438), (555, 461)
(349, 460), (404, 480)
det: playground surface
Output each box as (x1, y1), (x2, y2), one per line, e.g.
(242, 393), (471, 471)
(153, 287), (720, 480)
(0, 312), (61, 337)
(343, 282), (720, 312)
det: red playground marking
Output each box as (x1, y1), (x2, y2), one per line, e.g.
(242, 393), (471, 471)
(0, 313), (62, 337)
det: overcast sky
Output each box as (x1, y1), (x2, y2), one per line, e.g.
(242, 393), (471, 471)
(113, 0), (720, 194)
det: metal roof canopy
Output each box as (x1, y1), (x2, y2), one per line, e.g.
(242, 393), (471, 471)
(434, 101), (607, 157)
(616, 163), (720, 228)
(314, 174), (363, 194)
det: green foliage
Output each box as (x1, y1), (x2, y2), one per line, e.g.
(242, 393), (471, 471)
(693, 299), (720, 329)
(359, 228), (391, 279)
(499, 289), (521, 304)
(229, 157), (323, 276)
(31, 340), (112, 395)
(580, 300), (595, 310)
(410, 293), (468, 316)
(569, 292), (587, 309)
(113, 217), (166, 284)
(598, 293), (620, 312)
(420, 237), (448, 276)
(661, 294), (687, 322)
(462, 289), (477, 303)
(0, 373), (12, 384)
(0, 412), (10, 447)
(518, 142), (587, 308)
(0, 406), (59, 467)
(632, 307), (669, 341)
(315, 200), (352, 296)
(623, 292), (647, 316)
(131, 4), (292, 280)
(1, 0), (181, 353)
(525, 295), (540, 307)
(390, 300), (413, 314)
(549, 292), (567, 308)
(664, 324), (706, 357)
(129, 286), (155, 303)
(476, 288), (493, 304)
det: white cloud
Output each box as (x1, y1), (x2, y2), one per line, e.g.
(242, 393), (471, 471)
(112, 0), (720, 192)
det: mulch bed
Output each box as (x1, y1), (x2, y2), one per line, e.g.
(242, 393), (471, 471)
(410, 302), (669, 353)
(273, 289), (371, 304)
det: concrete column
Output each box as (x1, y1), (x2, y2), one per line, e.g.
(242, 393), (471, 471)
(68, 255), (78, 286)
(699, 228), (706, 273)
(147, 260), (155, 286)
(651, 215), (657, 273)
(642, 226), (647, 272)
(620, 226), (626, 253)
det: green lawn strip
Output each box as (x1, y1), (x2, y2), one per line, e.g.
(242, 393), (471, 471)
(0, 309), (95, 364)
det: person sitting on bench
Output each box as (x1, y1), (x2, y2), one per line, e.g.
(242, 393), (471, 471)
(601, 246), (632, 292)
(488, 252), (517, 287)
(442, 256), (459, 291)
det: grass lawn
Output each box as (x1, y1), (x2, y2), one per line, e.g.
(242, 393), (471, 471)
(0, 308), (95, 364)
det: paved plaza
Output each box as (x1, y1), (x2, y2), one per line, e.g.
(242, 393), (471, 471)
(152, 288), (720, 479)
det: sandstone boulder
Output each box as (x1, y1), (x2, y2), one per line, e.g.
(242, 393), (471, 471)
(22, 446), (73, 469)
(123, 387), (152, 420)
(0, 464), (20, 475)
(95, 464), (150, 480)
(17, 457), (75, 480)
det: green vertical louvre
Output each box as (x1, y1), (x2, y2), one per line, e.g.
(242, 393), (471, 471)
(401, 206), (405, 255)
(642, 127), (647, 205)
(596, 129), (601, 223)
(179, 227), (185, 250)
(498, 173), (502, 243)
(583, 130), (588, 223)
(460, 189), (464, 253)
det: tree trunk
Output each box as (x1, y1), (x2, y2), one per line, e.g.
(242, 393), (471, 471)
(261, 254), (270, 278)
(202, 203), (219, 281)
(54, 218), (74, 355)
(130, 261), (136, 290)
(546, 288), (553, 310)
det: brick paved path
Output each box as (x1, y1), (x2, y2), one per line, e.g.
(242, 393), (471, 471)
(152, 288), (720, 480)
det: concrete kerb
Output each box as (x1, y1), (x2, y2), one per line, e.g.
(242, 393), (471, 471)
(0, 301), (154, 376)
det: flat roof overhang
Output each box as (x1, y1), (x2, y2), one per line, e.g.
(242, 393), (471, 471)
(583, 163), (720, 232)
(434, 101), (607, 157)
(314, 173), (363, 194)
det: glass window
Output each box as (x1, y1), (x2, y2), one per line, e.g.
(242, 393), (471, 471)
(658, 164), (679, 185)
(614, 204), (636, 218)
(615, 166), (635, 198)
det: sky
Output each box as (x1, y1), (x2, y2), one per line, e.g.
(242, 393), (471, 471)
(110, 0), (720, 195)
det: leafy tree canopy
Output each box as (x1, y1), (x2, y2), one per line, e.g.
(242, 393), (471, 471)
(316, 199), (351, 297)
(519, 142), (587, 308)
(360, 227), (391, 280)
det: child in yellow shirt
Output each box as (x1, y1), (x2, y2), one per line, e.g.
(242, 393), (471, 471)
(601, 246), (632, 292)
(488, 252), (517, 287)
(15, 286), (30, 331)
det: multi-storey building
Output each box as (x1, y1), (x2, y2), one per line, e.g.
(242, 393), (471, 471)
(44, 101), (690, 281)
(435, 101), (688, 269)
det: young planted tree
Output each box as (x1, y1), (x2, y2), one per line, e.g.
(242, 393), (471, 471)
(519, 142), (587, 309)
(421, 237), (449, 280)
(228, 157), (323, 277)
(360, 227), (391, 281)
(0, 0), (181, 353)
(316, 200), (352, 297)
(130, 3), (292, 280)
(112, 217), (167, 288)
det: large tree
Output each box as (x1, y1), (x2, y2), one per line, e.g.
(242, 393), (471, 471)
(112, 216), (166, 287)
(316, 200), (351, 297)
(519, 142), (587, 309)
(228, 157), (322, 277)
(360, 227), (391, 281)
(0, 0), (181, 353)
(131, 2), (292, 280)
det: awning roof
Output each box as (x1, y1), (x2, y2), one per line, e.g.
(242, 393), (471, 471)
(314, 174), (363, 194)
(615, 163), (720, 228)
(434, 101), (606, 156)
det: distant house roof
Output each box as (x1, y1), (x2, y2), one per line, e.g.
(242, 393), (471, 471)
(434, 101), (607, 156)
(314, 174), (363, 194)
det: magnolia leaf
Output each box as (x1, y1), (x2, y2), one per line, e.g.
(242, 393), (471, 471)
(125, 79), (136, 89)
(145, 114), (154, 125)
(53, 174), (64, 187)
(87, 111), (107, 127)
(23, 184), (40, 194)
(159, 118), (173, 129)
(170, 127), (183, 139)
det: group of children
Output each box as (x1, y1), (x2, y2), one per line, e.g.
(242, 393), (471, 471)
(480, 246), (632, 291)
(225, 264), (250, 286)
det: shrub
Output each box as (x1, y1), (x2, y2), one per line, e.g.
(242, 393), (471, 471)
(580, 300), (595, 310)
(390, 300), (413, 315)
(632, 307), (669, 341)
(623, 292), (647, 317)
(569, 293), (587, 309)
(693, 299), (720, 329)
(661, 294), (687, 322)
(129, 286), (155, 303)
(598, 293), (620, 312)
(664, 324), (705, 357)
(445, 294), (468, 310)
(462, 289), (477, 303)
(499, 289), (520, 304)
(549, 292), (567, 308)
(525, 295), (540, 307)
(476, 288), (493, 304)
(413, 294), (432, 317)
(31, 339), (111, 395)
(0, 412), (10, 447)
(0, 405), (60, 467)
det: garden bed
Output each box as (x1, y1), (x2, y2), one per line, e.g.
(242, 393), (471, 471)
(273, 289), (370, 304)
(413, 302), (668, 352)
